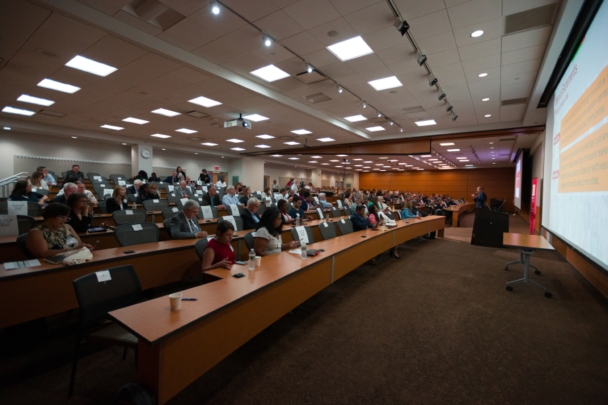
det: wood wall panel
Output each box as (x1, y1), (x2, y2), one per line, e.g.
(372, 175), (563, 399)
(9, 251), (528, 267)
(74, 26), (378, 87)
(359, 168), (515, 201)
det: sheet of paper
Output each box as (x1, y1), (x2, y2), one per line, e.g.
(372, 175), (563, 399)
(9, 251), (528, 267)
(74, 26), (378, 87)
(94, 176), (101, 181)
(196, 190), (203, 195)
(201, 206), (213, 219)
(223, 215), (237, 230)
(7, 201), (27, 216)
(153, 199), (160, 203)
(132, 224), (143, 231)
(172, 207), (179, 212)
(31, 187), (37, 192)
(125, 210), (133, 215)
(118, 180), (126, 185)
(168, 185), (174, 192)
(203, 186), (208, 192)
(180, 198), (189, 206)
(323, 222), (328, 228)
(0, 215), (19, 237)
(197, 181), (202, 185)
(336, 200), (342, 207)
(230, 204), (240, 216)
(288, 249), (302, 255)
(316, 208), (324, 219)
(103, 189), (113, 196)
(295, 226), (309, 244)
(4, 259), (41, 270)
(100, 184), (105, 187)
(341, 219), (345, 224)
(95, 270), (111, 282)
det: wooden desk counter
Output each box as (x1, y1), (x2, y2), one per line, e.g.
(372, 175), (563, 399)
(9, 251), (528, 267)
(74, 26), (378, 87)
(444, 203), (475, 227)
(503, 233), (554, 250)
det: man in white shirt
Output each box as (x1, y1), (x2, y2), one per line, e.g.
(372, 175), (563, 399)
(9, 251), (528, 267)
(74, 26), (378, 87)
(271, 179), (279, 192)
(222, 185), (243, 207)
(37, 166), (56, 186)
(290, 181), (298, 193)
(216, 177), (227, 188)
(318, 193), (333, 209)
(376, 196), (389, 212)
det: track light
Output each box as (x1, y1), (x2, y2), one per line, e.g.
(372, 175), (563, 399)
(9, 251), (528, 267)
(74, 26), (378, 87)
(446, 104), (453, 113)
(210, 0), (220, 15)
(400, 127), (403, 133)
(361, 100), (367, 108)
(389, 121), (394, 126)
(451, 113), (458, 121)
(338, 85), (343, 94)
(429, 74), (438, 86)
(417, 52), (427, 66)
(306, 64), (313, 73)
(438, 91), (446, 101)
(263, 35), (271, 47)
(377, 110), (382, 118)
(394, 18), (410, 36)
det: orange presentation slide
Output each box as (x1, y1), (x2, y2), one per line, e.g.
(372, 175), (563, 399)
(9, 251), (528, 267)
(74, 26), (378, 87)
(558, 66), (608, 193)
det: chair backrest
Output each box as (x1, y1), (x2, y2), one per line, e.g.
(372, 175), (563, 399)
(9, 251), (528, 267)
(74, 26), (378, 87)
(112, 209), (147, 225)
(194, 238), (209, 260)
(331, 207), (341, 218)
(385, 211), (396, 220)
(34, 188), (50, 197)
(156, 183), (169, 192)
(244, 231), (255, 251)
(28, 202), (42, 217)
(126, 194), (139, 204)
(109, 175), (128, 186)
(97, 200), (107, 213)
(343, 206), (352, 215)
(162, 218), (173, 240)
(197, 206), (218, 220)
(72, 265), (141, 327)
(166, 193), (179, 204)
(318, 221), (337, 240)
(336, 217), (354, 235)
(257, 203), (266, 216)
(94, 185), (113, 200)
(290, 226), (314, 244)
(218, 216), (243, 231)
(86, 172), (101, 178)
(16, 233), (34, 259)
(113, 223), (159, 247)
(17, 215), (36, 234)
(162, 206), (181, 220)
(142, 199), (169, 212)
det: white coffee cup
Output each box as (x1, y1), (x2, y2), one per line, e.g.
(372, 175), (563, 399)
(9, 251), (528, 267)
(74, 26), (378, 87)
(169, 293), (182, 311)
(255, 256), (262, 266)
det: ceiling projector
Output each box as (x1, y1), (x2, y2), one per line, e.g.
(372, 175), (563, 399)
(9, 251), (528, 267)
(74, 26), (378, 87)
(224, 113), (251, 129)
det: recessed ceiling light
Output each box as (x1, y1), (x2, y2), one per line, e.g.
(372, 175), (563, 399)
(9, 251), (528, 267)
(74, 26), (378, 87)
(447, 149), (460, 152)
(421, 155), (431, 157)
(231, 147), (245, 151)
(335, 165), (343, 168)
(65, 55), (117, 77)
(428, 159), (439, 161)
(2, 106), (35, 116)
(271, 154), (282, 157)
(484, 114), (491, 117)
(439, 142), (455, 146)
(3, 127), (11, 130)
(375, 163), (384, 166)
(415, 120), (437, 126)
(123, 117), (148, 124)
(492, 158), (495, 160)
(256, 134), (275, 139)
(336, 154), (348, 157)
(312, 156), (322, 159)
(478, 73), (488, 77)
(366, 126), (385, 132)
(101, 124), (124, 131)
(151, 108), (180, 117)
(175, 128), (197, 134)
(37, 78), (80, 93)
(493, 162), (496, 164)
(162, 148), (166, 150)
(201, 142), (218, 146)
(353, 158), (363, 161)
(188, 96), (222, 108)
(226, 138), (244, 143)
(243, 114), (269, 122)
(288, 157), (299, 160)
(309, 161), (318, 163)
(482, 98), (490, 101)
(122, 143), (127, 145)
(317, 137), (335, 142)
(330, 160), (340, 162)
(344, 114), (367, 122)
(151, 134), (171, 138)
(326, 36), (373, 62)
(363, 166), (371, 168)
(194, 153), (199, 155)
(471, 30), (484, 38)
(466, 164), (473, 167)
(321, 163), (329, 165)
(255, 144), (271, 148)
(490, 147), (494, 149)
(17, 94), (54, 106)
(456, 157), (467, 159)
(460, 159), (469, 162)
(72, 136), (77, 139)
(364, 161), (373, 163)
(282, 141), (299, 146)
(250, 64), (290, 82)
(489, 142), (494, 144)
(368, 76), (403, 91)
(291, 129), (312, 135)
(379, 170), (386, 172)
(354, 165), (363, 167)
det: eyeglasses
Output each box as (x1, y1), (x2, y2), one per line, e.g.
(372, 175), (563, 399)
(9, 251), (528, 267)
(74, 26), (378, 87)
(59, 215), (71, 222)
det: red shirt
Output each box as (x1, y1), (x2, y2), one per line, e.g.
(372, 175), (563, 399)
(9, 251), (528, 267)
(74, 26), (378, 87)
(206, 238), (235, 264)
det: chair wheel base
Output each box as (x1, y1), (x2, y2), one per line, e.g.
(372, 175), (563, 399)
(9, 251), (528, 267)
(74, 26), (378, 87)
(504, 266), (508, 271)
(544, 292), (552, 298)
(506, 285), (513, 292)
(535, 270), (541, 275)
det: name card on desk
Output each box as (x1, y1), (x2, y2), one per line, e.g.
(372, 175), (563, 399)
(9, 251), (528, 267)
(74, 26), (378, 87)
(100, 184), (105, 187)
(104, 189), (113, 196)
(168, 185), (174, 192)
(336, 200), (342, 208)
(341, 219), (345, 224)
(95, 270), (111, 282)
(94, 176), (102, 181)
(196, 190), (203, 195)
(132, 224), (143, 231)
(31, 187), (37, 192)
(118, 180), (126, 186)
(222, 215), (237, 230)
(295, 226), (309, 244)
(201, 206), (213, 219)
(316, 208), (324, 219)
(323, 222), (328, 228)
(180, 198), (189, 206)
(202, 186), (208, 192)
(0, 215), (19, 237)
(152, 199), (159, 203)
(197, 181), (202, 186)
(125, 210), (133, 215)
(230, 204), (240, 216)
(7, 201), (27, 216)
(172, 207), (179, 213)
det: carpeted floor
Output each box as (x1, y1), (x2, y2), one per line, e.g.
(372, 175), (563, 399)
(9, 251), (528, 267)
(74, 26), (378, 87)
(2, 216), (608, 405)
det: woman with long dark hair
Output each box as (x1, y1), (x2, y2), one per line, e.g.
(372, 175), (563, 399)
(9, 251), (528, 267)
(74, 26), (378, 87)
(253, 207), (298, 256)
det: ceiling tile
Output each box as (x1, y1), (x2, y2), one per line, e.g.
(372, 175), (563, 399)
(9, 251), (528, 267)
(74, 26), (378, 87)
(283, 0), (341, 30)
(501, 82), (534, 100)
(328, 0), (383, 15)
(501, 44), (547, 65)
(189, 3), (248, 37)
(408, 10), (452, 40)
(446, 0), (502, 30)
(461, 53), (501, 72)
(251, 44), (296, 64)
(223, 0), (279, 21)
(157, 16), (219, 51)
(432, 62), (465, 78)
(502, 26), (552, 53)
(502, 0), (560, 16)
(426, 48), (462, 67)
(501, 59), (542, 77)
(308, 17), (359, 46)
(458, 37), (501, 60)
(192, 35), (249, 65)
(343, 3), (394, 35)
(346, 54), (386, 73)
(304, 48), (339, 68)
(255, 10), (305, 40)
(158, 0), (206, 16)
(363, 25), (410, 53)
(499, 104), (526, 122)
(82, 36), (149, 68)
(375, 44), (414, 66)
(464, 66), (501, 83)
(77, 0), (129, 15)
(114, 10), (163, 36)
(321, 62), (356, 78)
(281, 31), (326, 55)
(0, 0), (50, 61)
(393, 0), (447, 19)
(417, 31), (457, 55)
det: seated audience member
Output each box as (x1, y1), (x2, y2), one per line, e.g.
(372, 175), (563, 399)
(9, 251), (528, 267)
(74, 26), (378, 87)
(216, 177), (227, 188)
(57, 181), (98, 206)
(62, 164), (85, 185)
(222, 185), (243, 207)
(169, 200), (208, 239)
(198, 169), (211, 184)
(30, 171), (48, 190)
(290, 180), (298, 193)
(202, 221), (235, 271)
(262, 187), (272, 200)
(148, 172), (160, 182)
(106, 186), (128, 213)
(185, 176), (196, 188)
(317, 193), (333, 209)
(176, 166), (186, 179)
(202, 185), (225, 209)
(277, 199), (295, 224)
(66, 192), (93, 233)
(165, 171), (180, 184)
(278, 188), (288, 200)
(239, 187), (253, 206)
(26, 203), (94, 258)
(127, 180), (143, 198)
(241, 197), (261, 230)
(9, 180), (48, 205)
(51, 182), (78, 204)
(134, 170), (148, 181)
(343, 192), (353, 207)
(350, 205), (374, 232)
(175, 180), (192, 198)
(271, 179), (279, 192)
(254, 207), (299, 256)
(367, 204), (380, 227)
(300, 191), (312, 210)
(376, 196), (389, 212)
(38, 166), (56, 187)
(400, 207), (421, 219)
(138, 183), (160, 202)
(287, 196), (312, 221)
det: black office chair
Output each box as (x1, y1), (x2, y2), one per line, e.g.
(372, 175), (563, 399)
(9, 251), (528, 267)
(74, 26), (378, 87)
(113, 223), (159, 246)
(197, 206), (218, 220)
(162, 207), (181, 220)
(163, 217), (173, 240)
(194, 238), (209, 261)
(244, 231), (255, 251)
(166, 193), (179, 204)
(218, 216), (243, 231)
(126, 194), (140, 204)
(336, 218), (354, 235)
(109, 174), (127, 185)
(34, 189), (50, 197)
(113, 209), (147, 225)
(16, 233), (34, 259)
(97, 200), (107, 213)
(0, 201), (45, 217)
(69, 265), (141, 397)
(86, 172), (101, 180)
(142, 199), (169, 212)
(318, 222), (337, 240)
(257, 203), (266, 217)
(343, 206), (352, 215)
(17, 215), (36, 234)
(290, 226), (314, 244)
(330, 207), (341, 218)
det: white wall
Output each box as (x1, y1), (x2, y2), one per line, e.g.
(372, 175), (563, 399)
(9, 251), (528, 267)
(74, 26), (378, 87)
(151, 149), (231, 180)
(264, 163), (313, 188)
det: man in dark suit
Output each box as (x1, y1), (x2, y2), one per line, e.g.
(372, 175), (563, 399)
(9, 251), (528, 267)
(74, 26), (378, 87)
(202, 185), (225, 209)
(472, 186), (487, 208)
(241, 197), (261, 230)
(169, 200), (208, 239)
(51, 183), (78, 203)
(198, 169), (211, 184)
(175, 180), (193, 198)
(350, 205), (376, 231)
(165, 171), (180, 184)
(62, 164), (85, 185)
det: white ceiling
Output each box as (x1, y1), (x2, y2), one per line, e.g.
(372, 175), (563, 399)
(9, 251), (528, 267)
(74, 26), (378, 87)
(0, 0), (569, 171)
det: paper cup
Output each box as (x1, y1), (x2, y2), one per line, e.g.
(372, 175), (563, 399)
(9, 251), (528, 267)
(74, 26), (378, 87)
(169, 293), (182, 311)
(255, 256), (262, 266)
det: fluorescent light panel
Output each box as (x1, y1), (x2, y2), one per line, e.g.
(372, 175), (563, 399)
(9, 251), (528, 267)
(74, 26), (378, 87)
(151, 108), (180, 117)
(326, 36), (373, 62)
(17, 94), (54, 106)
(344, 114), (367, 122)
(101, 124), (124, 131)
(243, 114), (269, 122)
(2, 106), (35, 116)
(284, 141), (299, 145)
(368, 76), (402, 91)
(288, 157), (299, 160)
(415, 120), (436, 126)
(256, 134), (275, 139)
(226, 138), (244, 143)
(231, 147), (245, 151)
(366, 126), (385, 132)
(291, 129), (311, 135)
(250, 64), (290, 82)
(175, 128), (197, 134)
(439, 142), (455, 146)
(317, 137), (335, 142)
(123, 117), (148, 124)
(447, 149), (460, 152)
(188, 96), (222, 108)
(65, 55), (117, 77)
(201, 142), (217, 146)
(255, 144), (271, 148)
(37, 79), (80, 93)
(151, 134), (171, 138)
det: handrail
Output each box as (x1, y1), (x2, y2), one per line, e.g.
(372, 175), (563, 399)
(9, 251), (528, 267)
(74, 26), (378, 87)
(0, 172), (28, 198)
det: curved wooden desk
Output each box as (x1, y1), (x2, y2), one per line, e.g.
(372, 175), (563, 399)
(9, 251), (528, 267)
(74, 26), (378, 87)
(443, 203), (475, 227)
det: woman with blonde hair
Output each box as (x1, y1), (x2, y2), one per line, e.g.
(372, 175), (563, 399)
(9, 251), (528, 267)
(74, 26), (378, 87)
(106, 185), (128, 213)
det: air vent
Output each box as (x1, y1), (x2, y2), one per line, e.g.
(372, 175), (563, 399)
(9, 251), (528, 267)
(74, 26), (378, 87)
(501, 97), (528, 106)
(38, 109), (66, 117)
(295, 71), (327, 85)
(123, 0), (185, 31)
(303, 92), (331, 104)
(402, 106), (425, 114)
(185, 110), (210, 118)
(505, 4), (557, 35)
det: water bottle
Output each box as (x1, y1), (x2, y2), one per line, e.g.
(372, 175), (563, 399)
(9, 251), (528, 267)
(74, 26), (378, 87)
(296, 214), (300, 226)
(248, 248), (255, 270)
(300, 241), (307, 259)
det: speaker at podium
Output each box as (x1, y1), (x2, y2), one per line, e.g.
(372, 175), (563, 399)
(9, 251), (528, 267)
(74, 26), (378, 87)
(471, 208), (509, 248)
